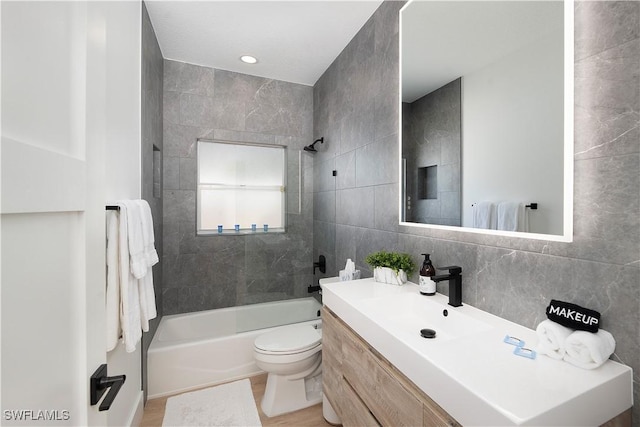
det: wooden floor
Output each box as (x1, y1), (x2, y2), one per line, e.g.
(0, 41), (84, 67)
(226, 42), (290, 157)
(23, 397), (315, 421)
(141, 374), (333, 427)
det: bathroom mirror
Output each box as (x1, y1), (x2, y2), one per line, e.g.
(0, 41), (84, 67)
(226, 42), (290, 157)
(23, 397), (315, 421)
(399, 0), (573, 242)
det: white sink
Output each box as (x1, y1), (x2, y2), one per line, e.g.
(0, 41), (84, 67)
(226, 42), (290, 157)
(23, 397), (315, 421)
(361, 293), (492, 341)
(322, 278), (633, 426)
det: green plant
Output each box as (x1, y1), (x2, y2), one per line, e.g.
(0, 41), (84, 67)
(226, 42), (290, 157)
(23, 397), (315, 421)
(365, 251), (415, 276)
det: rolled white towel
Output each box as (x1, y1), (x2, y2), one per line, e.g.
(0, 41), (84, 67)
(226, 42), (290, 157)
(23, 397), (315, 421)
(536, 319), (573, 360)
(564, 329), (616, 370)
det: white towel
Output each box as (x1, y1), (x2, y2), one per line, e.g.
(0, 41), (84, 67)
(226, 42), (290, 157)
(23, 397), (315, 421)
(119, 200), (148, 279)
(536, 319), (573, 360)
(105, 201), (159, 352)
(497, 201), (528, 232)
(472, 201), (495, 229)
(135, 200), (158, 331)
(116, 202), (143, 353)
(564, 329), (616, 370)
(137, 200), (159, 267)
(106, 211), (121, 352)
(139, 273), (156, 332)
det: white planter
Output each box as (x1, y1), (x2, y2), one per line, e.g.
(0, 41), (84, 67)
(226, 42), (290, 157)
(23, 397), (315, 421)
(373, 267), (407, 286)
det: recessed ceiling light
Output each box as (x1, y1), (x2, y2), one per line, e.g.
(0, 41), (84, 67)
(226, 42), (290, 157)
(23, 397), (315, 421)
(240, 55), (258, 64)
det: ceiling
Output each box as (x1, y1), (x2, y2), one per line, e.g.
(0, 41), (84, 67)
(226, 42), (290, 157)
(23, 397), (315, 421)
(145, 1), (383, 87)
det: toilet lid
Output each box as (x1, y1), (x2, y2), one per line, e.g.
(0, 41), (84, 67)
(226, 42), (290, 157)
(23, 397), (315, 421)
(254, 324), (321, 353)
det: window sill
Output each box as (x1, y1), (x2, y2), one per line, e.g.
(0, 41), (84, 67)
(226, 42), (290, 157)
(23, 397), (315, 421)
(197, 228), (285, 236)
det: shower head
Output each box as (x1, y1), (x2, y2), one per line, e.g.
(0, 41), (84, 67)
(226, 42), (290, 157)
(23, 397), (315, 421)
(304, 137), (324, 153)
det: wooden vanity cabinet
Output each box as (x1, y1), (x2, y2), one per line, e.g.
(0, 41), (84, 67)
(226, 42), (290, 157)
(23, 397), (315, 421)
(322, 306), (632, 427)
(322, 307), (460, 427)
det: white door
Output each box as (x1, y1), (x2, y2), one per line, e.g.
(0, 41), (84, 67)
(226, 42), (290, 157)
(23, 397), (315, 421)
(1, 2), (111, 425)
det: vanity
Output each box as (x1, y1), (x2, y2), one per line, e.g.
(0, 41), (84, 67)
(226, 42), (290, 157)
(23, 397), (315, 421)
(321, 279), (632, 426)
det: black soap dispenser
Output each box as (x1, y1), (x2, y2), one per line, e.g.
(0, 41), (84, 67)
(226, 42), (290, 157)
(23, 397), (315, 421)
(419, 253), (436, 295)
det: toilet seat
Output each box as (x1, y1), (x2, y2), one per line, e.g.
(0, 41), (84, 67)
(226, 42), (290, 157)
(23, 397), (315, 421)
(254, 324), (321, 354)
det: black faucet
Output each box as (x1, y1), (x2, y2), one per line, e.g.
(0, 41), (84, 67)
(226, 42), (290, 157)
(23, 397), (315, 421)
(431, 266), (463, 307)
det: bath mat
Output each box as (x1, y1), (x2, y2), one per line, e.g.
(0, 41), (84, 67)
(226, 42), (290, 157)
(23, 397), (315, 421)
(162, 379), (262, 427)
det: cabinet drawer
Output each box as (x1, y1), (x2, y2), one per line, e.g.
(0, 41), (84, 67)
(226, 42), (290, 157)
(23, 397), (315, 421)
(424, 402), (460, 427)
(322, 307), (343, 408)
(342, 326), (423, 427)
(322, 307), (347, 420)
(341, 377), (381, 427)
(322, 307), (343, 365)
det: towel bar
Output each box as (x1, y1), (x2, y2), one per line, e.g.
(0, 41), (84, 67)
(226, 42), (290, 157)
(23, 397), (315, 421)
(471, 202), (538, 210)
(106, 205), (119, 211)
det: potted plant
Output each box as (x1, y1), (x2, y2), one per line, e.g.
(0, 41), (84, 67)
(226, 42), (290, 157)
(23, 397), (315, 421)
(365, 251), (415, 285)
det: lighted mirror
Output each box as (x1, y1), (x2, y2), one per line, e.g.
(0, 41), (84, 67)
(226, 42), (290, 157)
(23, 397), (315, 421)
(399, 0), (573, 242)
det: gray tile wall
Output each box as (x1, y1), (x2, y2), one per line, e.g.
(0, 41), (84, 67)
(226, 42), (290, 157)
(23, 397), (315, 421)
(313, 0), (640, 421)
(162, 60), (314, 315)
(141, 1), (163, 400)
(403, 77), (462, 225)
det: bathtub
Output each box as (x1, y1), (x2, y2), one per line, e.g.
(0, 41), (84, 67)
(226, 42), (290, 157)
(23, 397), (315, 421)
(148, 297), (322, 398)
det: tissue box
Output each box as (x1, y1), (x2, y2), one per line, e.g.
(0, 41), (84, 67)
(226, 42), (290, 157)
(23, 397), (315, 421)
(339, 269), (361, 281)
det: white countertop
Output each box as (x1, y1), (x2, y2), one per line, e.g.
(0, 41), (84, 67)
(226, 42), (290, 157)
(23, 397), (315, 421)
(321, 278), (633, 426)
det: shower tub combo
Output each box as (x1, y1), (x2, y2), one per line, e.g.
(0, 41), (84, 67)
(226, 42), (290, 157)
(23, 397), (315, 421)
(148, 297), (322, 398)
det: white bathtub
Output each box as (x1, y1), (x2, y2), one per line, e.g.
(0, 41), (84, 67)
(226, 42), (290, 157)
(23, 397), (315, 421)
(148, 297), (322, 398)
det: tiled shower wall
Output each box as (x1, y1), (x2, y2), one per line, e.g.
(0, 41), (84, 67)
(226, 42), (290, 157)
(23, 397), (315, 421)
(141, 2), (163, 399)
(161, 60), (314, 315)
(313, 0), (640, 420)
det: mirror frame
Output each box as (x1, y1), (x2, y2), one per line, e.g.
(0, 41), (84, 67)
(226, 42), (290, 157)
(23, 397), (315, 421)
(398, 0), (574, 243)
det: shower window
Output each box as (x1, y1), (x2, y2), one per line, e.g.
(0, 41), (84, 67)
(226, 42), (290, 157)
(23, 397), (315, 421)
(197, 139), (286, 235)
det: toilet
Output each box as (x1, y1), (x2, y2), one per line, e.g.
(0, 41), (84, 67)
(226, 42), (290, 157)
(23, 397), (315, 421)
(253, 323), (323, 417)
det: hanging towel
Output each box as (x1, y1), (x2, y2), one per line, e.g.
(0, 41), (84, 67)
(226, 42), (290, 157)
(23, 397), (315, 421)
(135, 200), (158, 331)
(472, 201), (494, 229)
(137, 200), (159, 267)
(106, 211), (121, 352)
(564, 329), (616, 370)
(107, 199), (159, 352)
(497, 201), (527, 232)
(116, 202), (143, 353)
(536, 319), (573, 360)
(139, 273), (157, 332)
(116, 200), (147, 278)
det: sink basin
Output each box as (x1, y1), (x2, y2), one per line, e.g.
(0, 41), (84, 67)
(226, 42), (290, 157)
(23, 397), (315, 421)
(322, 279), (634, 426)
(361, 293), (492, 341)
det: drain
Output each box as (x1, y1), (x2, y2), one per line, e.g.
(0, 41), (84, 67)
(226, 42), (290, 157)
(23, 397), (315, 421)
(420, 328), (436, 339)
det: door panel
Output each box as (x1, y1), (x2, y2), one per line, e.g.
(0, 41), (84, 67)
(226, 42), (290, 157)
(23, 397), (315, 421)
(1, 213), (86, 422)
(1, 2), (106, 425)
(1, 139), (86, 214)
(2, 1), (143, 424)
(1, 1), (86, 158)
